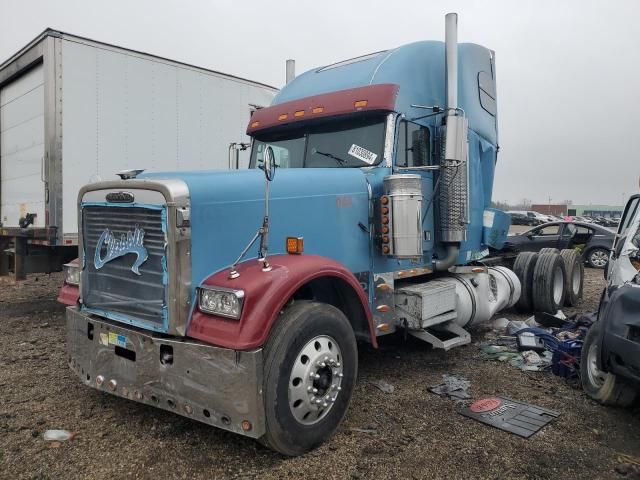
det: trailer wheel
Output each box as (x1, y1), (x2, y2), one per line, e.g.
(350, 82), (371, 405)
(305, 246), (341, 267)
(580, 320), (637, 406)
(513, 252), (539, 312)
(538, 247), (560, 255)
(260, 301), (357, 456)
(560, 249), (583, 306)
(532, 252), (566, 313)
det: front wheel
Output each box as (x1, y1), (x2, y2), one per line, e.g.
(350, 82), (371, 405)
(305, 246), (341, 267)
(586, 248), (609, 269)
(580, 321), (637, 406)
(260, 301), (358, 456)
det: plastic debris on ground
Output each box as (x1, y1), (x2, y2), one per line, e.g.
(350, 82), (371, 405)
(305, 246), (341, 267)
(428, 374), (471, 400)
(483, 311), (595, 377)
(43, 429), (76, 441)
(460, 396), (560, 438)
(370, 379), (395, 394)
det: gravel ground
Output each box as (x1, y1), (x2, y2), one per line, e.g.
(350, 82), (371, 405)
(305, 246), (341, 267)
(1, 269), (640, 480)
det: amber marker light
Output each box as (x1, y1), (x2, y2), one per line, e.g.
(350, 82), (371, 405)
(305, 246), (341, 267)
(286, 237), (304, 254)
(278, 113), (288, 121)
(382, 226), (389, 234)
(294, 110), (305, 117)
(382, 236), (390, 244)
(242, 420), (253, 431)
(381, 216), (389, 225)
(354, 100), (368, 108)
(381, 196), (389, 205)
(250, 121), (260, 128)
(312, 106), (324, 114)
(381, 206), (389, 214)
(382, 246), (390, 254)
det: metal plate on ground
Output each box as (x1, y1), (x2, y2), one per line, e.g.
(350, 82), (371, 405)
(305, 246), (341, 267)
(460, 396), (560, 438)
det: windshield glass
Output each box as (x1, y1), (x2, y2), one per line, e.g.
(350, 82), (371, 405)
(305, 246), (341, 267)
(249, 115), (386, 169)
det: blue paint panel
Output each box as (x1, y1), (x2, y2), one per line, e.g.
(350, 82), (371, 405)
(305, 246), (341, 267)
(145, 169), (371, 299)
(274, 41), (497, 146)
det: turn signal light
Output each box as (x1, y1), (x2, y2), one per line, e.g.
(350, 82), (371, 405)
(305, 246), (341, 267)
(354, 100), (368, 108)
(286, 237), (304, 254)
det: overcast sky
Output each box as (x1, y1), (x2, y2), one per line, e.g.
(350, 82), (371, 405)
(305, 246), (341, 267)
(1, 0), (638, 206)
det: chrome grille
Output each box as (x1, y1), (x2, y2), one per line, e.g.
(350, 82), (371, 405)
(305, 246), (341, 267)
(81, 205), (167, 331)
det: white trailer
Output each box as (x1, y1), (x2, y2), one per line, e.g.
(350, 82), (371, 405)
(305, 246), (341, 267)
(0, 29), (277, 279)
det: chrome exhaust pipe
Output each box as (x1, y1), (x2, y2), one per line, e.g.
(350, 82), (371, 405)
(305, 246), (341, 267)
(285, 59), (295, 84)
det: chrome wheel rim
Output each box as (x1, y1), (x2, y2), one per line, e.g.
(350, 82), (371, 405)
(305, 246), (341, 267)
(590, 250), (608, 267)
(288, 335), (343, 425)
(586, 341), (606, 388)
(572, 264), (581, 294)
(553, 266), (564, 305)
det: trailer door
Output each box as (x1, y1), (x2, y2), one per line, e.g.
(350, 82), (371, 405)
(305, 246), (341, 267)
(0, 63), (45, 227)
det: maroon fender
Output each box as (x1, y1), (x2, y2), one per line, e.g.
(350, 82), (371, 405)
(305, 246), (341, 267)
(58, 283), (79, 306)
(187, 254), (376, 350)
(57, 258), (79, 306)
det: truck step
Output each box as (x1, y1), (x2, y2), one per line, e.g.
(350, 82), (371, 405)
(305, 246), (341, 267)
(408, 321), (471, 351)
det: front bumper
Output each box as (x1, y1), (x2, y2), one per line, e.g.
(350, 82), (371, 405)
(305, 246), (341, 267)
(66, 307), (265, 438)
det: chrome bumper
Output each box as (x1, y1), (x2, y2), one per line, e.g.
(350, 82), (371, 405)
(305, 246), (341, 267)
(65, 307), (265, 438)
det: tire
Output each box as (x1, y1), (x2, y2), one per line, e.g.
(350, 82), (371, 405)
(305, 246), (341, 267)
(580, 320), (637, 406)
(260, 301), (358, 456)
(560, 249), (584, 306)
(586, 247), (610, 269)
(513, 252), (539, 312)
(532, 252), (566, 313)
(539, 247), (560, 255)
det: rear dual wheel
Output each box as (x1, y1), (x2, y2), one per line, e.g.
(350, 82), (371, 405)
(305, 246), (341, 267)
(260, 301), (357, 456)
(532, 252), (566, 313)
(560, 249), (583, 306)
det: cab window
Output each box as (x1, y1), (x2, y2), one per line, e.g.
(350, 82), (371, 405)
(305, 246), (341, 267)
(396, 120), (430, 168)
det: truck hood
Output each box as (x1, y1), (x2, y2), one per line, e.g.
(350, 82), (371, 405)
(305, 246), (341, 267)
(144, 168), (371, 292)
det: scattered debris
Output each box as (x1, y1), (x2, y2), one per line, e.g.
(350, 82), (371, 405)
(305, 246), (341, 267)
(460, 396), (560, 438)
(43, 429), (76, 442)
(370, 379), (395, 394)
(428, 374), (471, 400)
(482, 312), (595, 377)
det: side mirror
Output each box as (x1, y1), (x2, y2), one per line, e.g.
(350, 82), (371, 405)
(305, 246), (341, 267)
(263, 146), (276, 182)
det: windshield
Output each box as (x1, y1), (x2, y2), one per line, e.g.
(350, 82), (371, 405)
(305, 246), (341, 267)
(249, 115), (386, 169)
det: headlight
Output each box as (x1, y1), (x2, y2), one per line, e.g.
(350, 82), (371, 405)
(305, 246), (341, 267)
(197, 286), (244, 319)
(63, 263), (80, 286)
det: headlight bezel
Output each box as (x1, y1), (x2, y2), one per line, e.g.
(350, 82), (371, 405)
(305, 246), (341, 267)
(197, 286), (245, 320)
(63, 262), (80, 286)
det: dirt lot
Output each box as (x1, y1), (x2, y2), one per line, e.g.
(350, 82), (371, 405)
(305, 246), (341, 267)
(2, 268), (640, 480)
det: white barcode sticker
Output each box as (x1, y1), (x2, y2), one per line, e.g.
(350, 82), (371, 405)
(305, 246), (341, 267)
(348, 144), (377, 164)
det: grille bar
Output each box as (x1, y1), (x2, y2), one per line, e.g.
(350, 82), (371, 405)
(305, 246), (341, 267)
(81, 205), (168, 331)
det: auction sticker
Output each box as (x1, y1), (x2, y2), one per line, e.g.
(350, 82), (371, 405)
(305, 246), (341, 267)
(348, 144), (377, 164)
(108, 332), (127, 348)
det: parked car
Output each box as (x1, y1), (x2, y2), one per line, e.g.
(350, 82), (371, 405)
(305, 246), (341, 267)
(508, 211), (538, 226)
(581, 194), (640, 406)
(501, 221), (615, 268)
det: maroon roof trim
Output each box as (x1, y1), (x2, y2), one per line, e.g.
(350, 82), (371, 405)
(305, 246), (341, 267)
(247, 83), (400, 135)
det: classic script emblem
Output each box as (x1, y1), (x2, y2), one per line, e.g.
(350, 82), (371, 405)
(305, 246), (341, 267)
(94, 227), (148, 275)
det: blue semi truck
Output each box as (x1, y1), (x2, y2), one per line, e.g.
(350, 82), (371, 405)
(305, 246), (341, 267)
(60, 14), (523, 455)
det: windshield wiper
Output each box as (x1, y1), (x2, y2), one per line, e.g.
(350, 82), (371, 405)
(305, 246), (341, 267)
(311, 148), (348, 167)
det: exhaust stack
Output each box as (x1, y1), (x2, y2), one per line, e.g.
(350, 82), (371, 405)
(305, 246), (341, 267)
(285, 59), (295, 84)
(435, 13), (469, 270)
